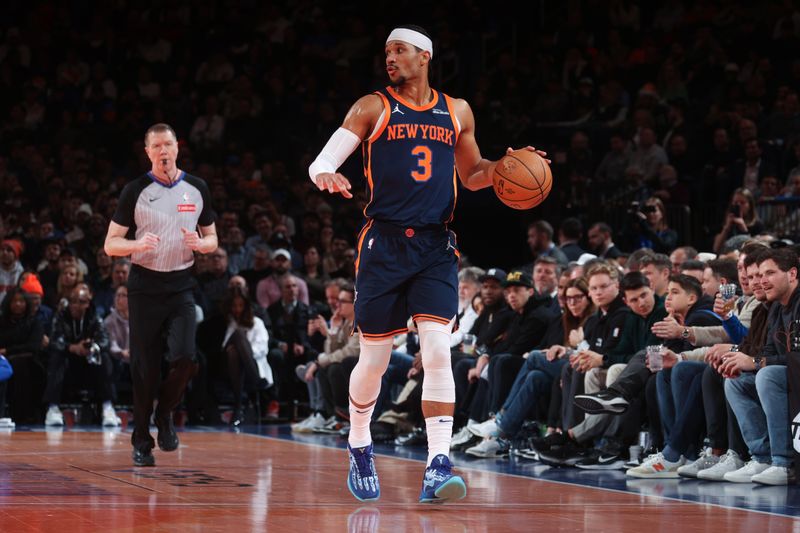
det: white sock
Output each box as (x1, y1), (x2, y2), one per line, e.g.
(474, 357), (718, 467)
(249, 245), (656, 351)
(426, 416), (454, 465)
(348, 335), (392, 449)
(102, 401), (113, 410)
(348, 398), (377, 448)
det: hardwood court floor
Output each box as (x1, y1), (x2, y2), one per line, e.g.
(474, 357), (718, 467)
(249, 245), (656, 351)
(0, 427), (798, 532)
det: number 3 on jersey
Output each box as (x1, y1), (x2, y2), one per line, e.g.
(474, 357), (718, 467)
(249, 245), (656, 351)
(411, 145), (432, 182)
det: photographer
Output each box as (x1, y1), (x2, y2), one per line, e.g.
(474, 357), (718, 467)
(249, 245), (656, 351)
(713, 188), (765, 253)
(44, 284), (118, 426)
(622, 197), (678, 254)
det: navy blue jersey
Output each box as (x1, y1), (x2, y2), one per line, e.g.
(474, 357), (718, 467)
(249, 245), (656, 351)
(362, 87), (460, 227)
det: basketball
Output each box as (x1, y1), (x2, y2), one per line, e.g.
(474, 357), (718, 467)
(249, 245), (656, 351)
(492, 149), (553, 210)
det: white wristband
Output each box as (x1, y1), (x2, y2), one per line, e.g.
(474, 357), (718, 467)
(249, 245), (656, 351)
(308, 127), (361, 185)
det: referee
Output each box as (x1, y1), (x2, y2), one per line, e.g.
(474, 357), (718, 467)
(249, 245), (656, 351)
(104, 123), (217, 466)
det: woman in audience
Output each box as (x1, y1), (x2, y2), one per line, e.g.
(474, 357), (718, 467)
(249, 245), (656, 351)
(628, 197), (679, 254)
(221, 286), (272, 426)
(713, 188), (765, 252)
(299, 244), (329, 307)
(51, 264), (83, 310)
(0, 287), (44, 425)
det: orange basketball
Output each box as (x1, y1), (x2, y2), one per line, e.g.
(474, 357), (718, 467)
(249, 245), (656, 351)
(492, 149), (553, 210)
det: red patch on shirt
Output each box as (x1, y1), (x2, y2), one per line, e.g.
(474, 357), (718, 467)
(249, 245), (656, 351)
(177, 204), (196, 212)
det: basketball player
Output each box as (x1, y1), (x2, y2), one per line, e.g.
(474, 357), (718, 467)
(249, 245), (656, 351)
(308, 25), (546, 503)
(105, 123), (217, 467)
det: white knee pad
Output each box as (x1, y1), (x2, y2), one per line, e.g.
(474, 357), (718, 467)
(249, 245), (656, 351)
(418, 319), (455, 403)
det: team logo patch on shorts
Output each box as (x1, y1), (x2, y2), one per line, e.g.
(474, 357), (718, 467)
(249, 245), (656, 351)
(177, 204), (196, 212)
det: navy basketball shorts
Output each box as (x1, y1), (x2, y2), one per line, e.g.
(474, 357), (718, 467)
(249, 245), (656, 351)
(354, 220), (459, 340)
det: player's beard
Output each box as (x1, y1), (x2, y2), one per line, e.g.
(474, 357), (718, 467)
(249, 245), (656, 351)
(389, 75), (406, 87)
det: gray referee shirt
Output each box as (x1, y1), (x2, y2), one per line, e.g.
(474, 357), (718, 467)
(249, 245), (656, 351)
(112, 172), (215, 293)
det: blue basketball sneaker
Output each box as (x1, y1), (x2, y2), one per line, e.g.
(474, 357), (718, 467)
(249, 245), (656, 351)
(347, 443), (380, 501)
(419, 454), (467, 503)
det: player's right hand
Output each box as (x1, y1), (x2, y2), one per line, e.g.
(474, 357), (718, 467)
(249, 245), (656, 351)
(136, 232), (160, 252)
(314, 172), (353, 198)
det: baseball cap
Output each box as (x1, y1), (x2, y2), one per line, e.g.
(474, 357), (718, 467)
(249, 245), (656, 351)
(503, 270), (533, 288)
(272, 248), (291, 261)
(479, 268), (507, 284)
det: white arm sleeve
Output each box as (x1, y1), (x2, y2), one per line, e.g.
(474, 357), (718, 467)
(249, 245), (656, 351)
(308, 127), (362, 185)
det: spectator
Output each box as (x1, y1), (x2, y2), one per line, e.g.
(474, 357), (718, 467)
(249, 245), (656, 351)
(713, 188), (765, 253)
(587, 223), (623, 259)
(256, 249), (309, 309)
(0, 287), (44, 425)
(267, 274), (317, 404)
(639, 253), (672, 297)
(43, 285), (119, 427)
(220, 287), (272, 426)
(299, 244), (330, 308)
(0, 239), (24, 305)
(722, 247), (797, 485)
(669, 246), (698, 274)
(557, 218), (585, 262)
(293, 284), (359, 433)
(623, 197), (678, 254)
(104, 284), (131, 402)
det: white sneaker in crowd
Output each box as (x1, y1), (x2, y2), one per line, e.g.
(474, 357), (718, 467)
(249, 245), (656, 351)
(465, 437), (509, 458)
(677, 448), (720, 478)
(696, 449), (744, 481)
(723, 459), (770, 483)
(450, 426), (475, 449)
(627, 452), (685, 478)
(102, 405), (122, 427)
(468, 418), (498, 439)
(751, 465), (793, 486)
(45, 406), (64, 426)
(291, 412), (327, 433)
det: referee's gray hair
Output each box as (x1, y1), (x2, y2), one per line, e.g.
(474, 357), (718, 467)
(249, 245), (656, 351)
(458, 266), (485, 285)
(144, 123), (177, 145)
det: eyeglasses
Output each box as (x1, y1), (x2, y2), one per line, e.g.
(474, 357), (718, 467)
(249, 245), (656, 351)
(565, 294), (587, 303)
(338, 298), (354, 304)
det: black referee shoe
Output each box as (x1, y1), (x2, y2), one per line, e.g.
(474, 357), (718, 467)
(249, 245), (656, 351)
(155, 412), (179, 452)
(132, 448), (155, 467)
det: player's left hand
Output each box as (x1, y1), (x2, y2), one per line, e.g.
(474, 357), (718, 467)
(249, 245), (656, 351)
(181, 227), (202, 250)
(507, 146), (551, 165)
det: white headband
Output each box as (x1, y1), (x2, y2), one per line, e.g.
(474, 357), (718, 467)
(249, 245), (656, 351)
(386, 28), (433, 59)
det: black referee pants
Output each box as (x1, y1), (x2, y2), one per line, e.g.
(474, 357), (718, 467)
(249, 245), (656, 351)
(129, 290), (198, 452)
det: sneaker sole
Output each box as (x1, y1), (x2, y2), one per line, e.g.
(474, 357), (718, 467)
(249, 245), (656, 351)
(697, 470), (732, 481)
(347, 476), (380, 502)
(626, 470), (680, 479)
(419, 476), (467, 503)
(573, 397), (627, 415)
(465, 450), (508, 458)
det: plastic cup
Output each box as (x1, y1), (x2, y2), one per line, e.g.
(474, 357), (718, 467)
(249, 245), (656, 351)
(462, 334), (476, 355)
(647, 345), (663, 372)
